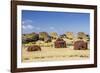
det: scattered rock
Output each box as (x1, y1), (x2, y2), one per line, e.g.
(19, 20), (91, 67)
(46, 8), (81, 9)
(27, 45), (41, 52)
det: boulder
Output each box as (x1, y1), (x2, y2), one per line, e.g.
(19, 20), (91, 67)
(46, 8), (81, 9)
(74, 40), (87, 50)
(27, 45), (41, 52)
(54, 38), (66, 48)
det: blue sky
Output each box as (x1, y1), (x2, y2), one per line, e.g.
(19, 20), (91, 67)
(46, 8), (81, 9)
(22, 10), (90, 35)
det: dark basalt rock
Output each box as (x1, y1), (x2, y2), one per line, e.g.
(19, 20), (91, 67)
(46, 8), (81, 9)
(27, 45), (41, 52)
(74, 40), (87, 50)
(54, 38), (66, 48)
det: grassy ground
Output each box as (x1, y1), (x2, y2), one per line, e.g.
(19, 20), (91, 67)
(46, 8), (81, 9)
(22, 46), (89, 62)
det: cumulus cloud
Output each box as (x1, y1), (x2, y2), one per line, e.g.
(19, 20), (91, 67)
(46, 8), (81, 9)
(22, 20), (44, 33)
(22, 19), (35, 30)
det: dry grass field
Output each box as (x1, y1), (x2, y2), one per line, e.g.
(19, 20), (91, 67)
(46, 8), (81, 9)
(22, 46), (89, 62)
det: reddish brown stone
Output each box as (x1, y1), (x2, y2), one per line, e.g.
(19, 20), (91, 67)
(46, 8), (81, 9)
(74, 40), (87, 50)
(27, 45), (41, 52)
(54, 38), (66, 48)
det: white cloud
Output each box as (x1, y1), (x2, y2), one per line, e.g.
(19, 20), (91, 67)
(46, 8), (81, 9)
(22, 19), (33, 25)
(27, 25), (34, 29)
(22, 25), (27, 29)
(36, 27), (41, 30)
(22, 20), (42, 31)
(50, 27), (55, 30)
(22, 24), (34, 30)
(22, 19), (35, 30)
